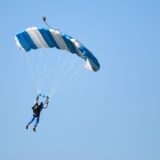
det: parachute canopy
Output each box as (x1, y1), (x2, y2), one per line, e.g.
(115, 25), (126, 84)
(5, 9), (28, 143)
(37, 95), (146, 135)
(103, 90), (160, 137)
(15, 27), (100, 71)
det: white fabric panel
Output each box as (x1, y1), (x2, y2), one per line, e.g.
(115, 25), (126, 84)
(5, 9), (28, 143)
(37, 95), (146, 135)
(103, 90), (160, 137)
(26, 27), (43, 48)
(84, 58), (93, 71)
(49, 29), (70, 52)
(15, 36), (24, 50)
(27, 27), (49, 48)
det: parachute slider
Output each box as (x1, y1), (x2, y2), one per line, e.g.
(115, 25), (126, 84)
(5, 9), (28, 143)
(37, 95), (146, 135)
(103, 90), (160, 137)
(41, 16), (53, 29)
(41, 16), (59, 31)
(42, 16), (46, 22)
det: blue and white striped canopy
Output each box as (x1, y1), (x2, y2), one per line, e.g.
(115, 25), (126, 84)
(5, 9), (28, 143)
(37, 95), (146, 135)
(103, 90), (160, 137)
(15, 27), (100, 71)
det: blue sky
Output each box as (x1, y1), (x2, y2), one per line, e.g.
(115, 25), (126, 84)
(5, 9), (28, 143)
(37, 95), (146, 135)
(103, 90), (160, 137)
(0, 0), (160, 159)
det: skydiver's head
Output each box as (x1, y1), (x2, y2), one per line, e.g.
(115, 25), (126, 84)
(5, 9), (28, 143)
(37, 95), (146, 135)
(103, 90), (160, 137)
(40, 102), (43, 106)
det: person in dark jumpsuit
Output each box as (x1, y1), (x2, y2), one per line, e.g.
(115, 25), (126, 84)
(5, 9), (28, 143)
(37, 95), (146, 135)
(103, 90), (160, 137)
(26, 95), (49, 132)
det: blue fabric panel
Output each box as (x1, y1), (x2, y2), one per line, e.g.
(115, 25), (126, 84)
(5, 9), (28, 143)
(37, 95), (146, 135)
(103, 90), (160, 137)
(23, 31), (38, 49)
(38, 29), (59, 49)
(61, 33), (77, 54)
(16, 33), (31, 52)
(80, 46), (100, 71)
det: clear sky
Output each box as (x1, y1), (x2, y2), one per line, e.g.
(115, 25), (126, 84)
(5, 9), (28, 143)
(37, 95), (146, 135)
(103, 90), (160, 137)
(0, 0), (160, 160)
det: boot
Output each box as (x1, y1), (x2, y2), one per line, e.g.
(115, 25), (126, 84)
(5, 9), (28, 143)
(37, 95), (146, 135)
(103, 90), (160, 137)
(33, 127), (36, 132)
(26, 125), (29, 129)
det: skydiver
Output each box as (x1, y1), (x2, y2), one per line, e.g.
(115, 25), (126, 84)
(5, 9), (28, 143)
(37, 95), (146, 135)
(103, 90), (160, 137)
(26, 94), (49, 132)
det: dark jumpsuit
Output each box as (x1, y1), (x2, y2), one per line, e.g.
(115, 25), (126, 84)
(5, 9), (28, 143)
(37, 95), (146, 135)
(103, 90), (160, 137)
(27, 103), (43, 128)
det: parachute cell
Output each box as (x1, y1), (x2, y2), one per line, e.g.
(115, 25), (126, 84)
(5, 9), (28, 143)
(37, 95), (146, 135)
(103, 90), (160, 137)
(15, 27), (100, 72)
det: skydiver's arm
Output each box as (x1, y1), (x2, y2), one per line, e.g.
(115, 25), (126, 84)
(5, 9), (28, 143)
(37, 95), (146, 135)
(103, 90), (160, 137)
(36, 95), (40, 103)
(43, 96), (49, 108)
(43, 101), (49, 108)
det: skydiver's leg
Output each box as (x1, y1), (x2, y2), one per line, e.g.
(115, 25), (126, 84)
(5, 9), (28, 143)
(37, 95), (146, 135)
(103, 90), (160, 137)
(26, 115), (35, 129)
(33, 116), (40, 132)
